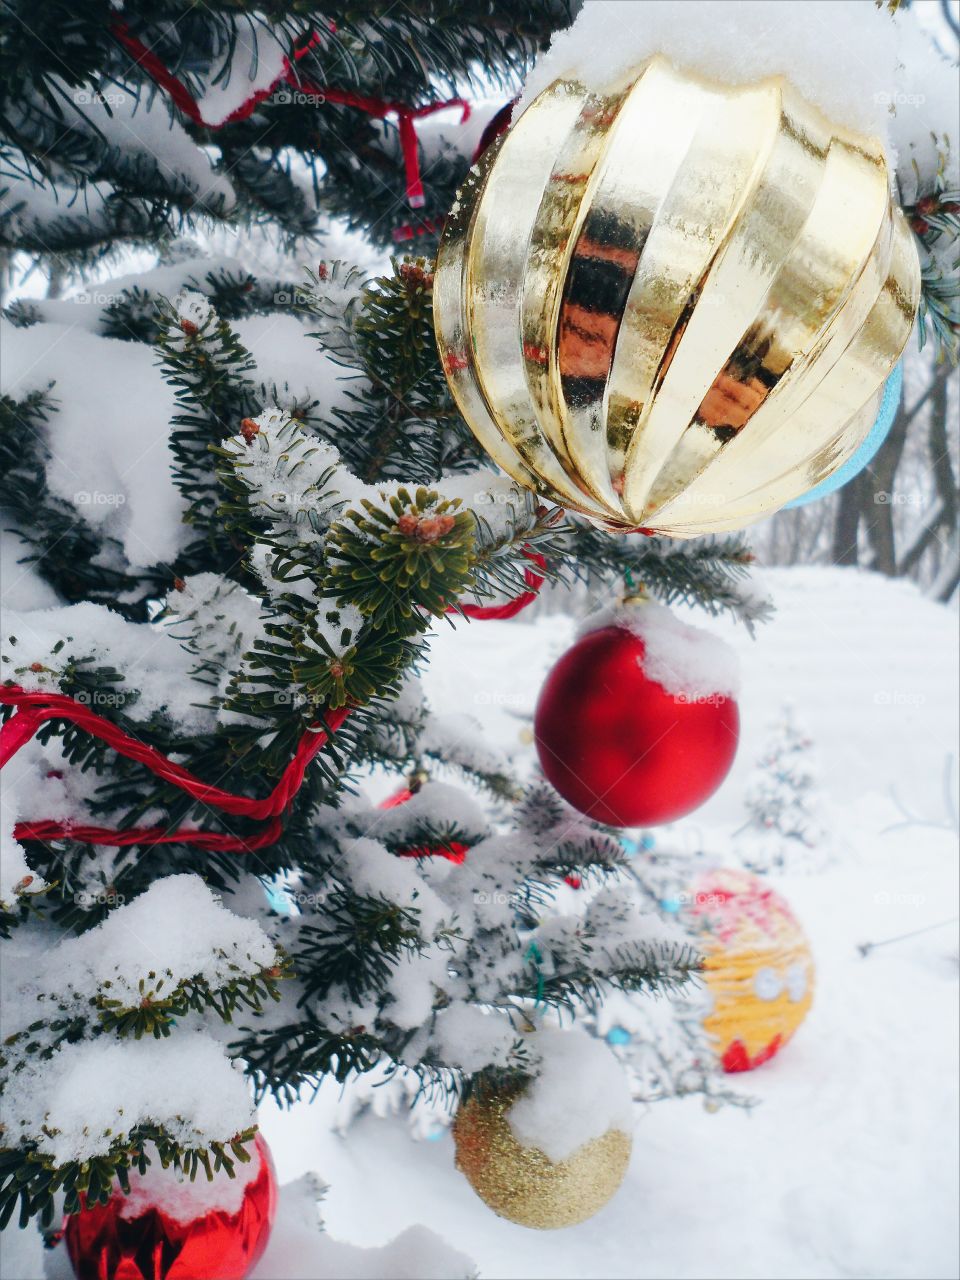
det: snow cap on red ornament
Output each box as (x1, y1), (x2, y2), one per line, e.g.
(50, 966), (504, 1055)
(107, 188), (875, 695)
(576, 600), (741, 706)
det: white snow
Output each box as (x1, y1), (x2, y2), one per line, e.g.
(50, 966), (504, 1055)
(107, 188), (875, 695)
(254, 565), (957, 1280)
(339, 837), (450, 937)
(175, 289), (215, 331)
(0, 532), (60, 611)
(1, 1032), (254, 1165)
(507, 1026), (634, 1162)
(420, 710), (511, 779)
(24, 874), (277, 1017)
(0, 320), (187, 568)
(193, 22), (291, 127)
(235, 313), (358, 420)
(437, 472), (534, 546)
(0, 1219), (42, 1280)
(1, 601), (212, 731)
(430, 1003), (518, 1074)
(61, 86), (236, 213)
(368, 780), (488, 846)
(578, 599), (741, 699)
(249, 1176), (474, 1280)
(113, 1135), (268, 1223)
(0, 772), (41, 906)
(887, 10), (960, 196)
(518, 0), (957, 186)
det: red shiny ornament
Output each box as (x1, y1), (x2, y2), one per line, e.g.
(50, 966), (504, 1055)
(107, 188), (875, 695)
(65, 1134), (277, 1280)
(534, 626), (739, 826)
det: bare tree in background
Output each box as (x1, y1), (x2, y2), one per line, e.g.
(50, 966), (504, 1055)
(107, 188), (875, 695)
(835, 360), (958, 600)
(754, 349), (958, 602)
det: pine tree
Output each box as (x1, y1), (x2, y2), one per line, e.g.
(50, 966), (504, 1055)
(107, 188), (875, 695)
(738, 704), (830, 875)
(0, 0), (947, 1270)
(0, 6), (769, 1262)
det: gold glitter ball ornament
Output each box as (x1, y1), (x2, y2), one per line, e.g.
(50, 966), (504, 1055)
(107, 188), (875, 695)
(434, 57), (920, 536)
(453, 1083), (632, 1229)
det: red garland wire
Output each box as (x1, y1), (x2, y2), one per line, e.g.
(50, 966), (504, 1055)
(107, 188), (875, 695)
(0, 551), (545, 853)
(450, 548), (546, 620)
(109, 21), (470, 208)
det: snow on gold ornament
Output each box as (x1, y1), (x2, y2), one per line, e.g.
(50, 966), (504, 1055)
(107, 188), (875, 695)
(434, 57), (920, 536)
(686, 868), (815, 1073)
(453, 1082), (631, 1230)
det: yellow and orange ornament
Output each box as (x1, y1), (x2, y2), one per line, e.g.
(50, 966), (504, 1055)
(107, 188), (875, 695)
(686, 868), (814, 1072)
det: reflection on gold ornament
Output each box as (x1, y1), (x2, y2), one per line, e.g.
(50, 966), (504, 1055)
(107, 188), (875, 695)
(686, 867), (815, 1072)
(435, 58), (920, 536)
(453, 1083), (632, 1229)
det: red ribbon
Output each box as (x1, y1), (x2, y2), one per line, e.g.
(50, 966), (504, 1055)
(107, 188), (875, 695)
(397, 842), (467, 864)
(1, 554), (543, 854)
(109, 21), (470, 208)
(0, 686), (349, 853)
(470, 101), (515, 164)
(376, 786), (469, 863)
(449, 548), (546, 621)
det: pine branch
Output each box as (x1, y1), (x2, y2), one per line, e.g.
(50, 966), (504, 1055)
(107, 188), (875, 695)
(156, 295), (264, 579)
(293, 891), (425, 1006)
(560, 523), (772, 630)
(904, 154), (960, 364)
(526, 938), (703, 1010)
(0, 1125), (259, 1230)
(325, 489), (477, 635)
(0, 390), (163, 616)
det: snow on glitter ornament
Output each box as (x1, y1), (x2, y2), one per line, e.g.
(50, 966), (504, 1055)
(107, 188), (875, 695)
(534, 598), (740, 826)
(686, 868), (814, 1073)
(453, 1027), (633, 1229)
(65, 1133), (277, 1280)
(433, 3), (919, 536)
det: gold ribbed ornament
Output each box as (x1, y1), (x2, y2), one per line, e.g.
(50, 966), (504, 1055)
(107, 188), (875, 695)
(434, 58), (921, 536)
(453, 1084), (632, 1229)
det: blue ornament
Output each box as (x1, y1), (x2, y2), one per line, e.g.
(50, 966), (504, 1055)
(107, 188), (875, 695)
(785, 363), (902, 508)
(640, 834), (656, 852)
(606, 1025), (632, 1046)
(660, 896), (682, 914)
(262, 878), (294, 915)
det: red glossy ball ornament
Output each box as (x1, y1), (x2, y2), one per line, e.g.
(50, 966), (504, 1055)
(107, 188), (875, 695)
(534, 623), (739, 826)
(65, 1134), (277, 1280)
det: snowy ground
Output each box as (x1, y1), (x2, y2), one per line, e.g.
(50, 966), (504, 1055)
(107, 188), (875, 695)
(257, 566), (959, 1280)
